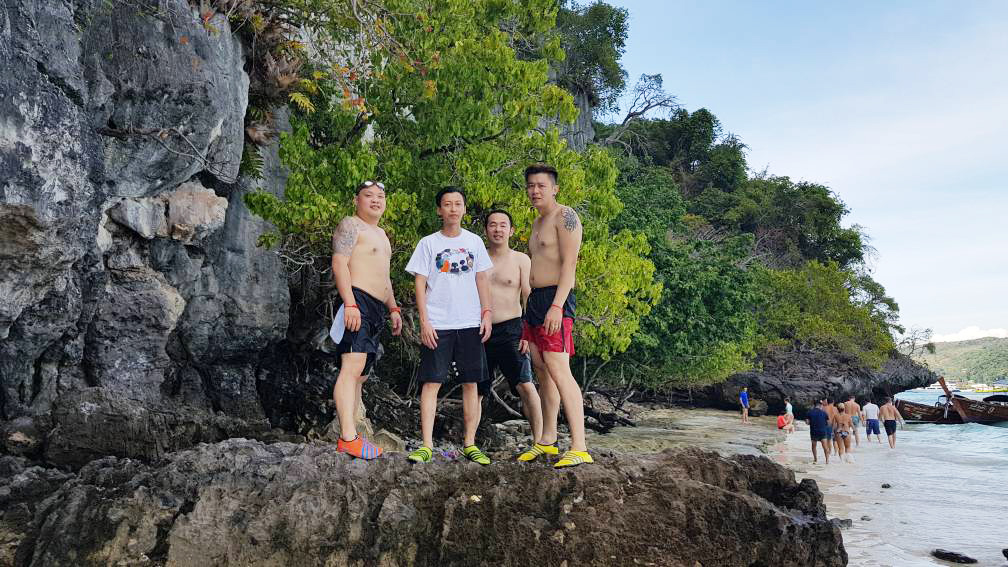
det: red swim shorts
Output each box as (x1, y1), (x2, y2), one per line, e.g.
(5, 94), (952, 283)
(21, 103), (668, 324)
(521, 317), (575, 355)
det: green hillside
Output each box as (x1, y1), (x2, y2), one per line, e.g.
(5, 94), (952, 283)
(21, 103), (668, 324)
(915, 337), (1008, 384)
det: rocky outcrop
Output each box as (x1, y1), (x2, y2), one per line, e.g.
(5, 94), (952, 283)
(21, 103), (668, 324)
(0, 440), (847, 567)
(1, 0), (288, 467)
(685, 348), (937, 416)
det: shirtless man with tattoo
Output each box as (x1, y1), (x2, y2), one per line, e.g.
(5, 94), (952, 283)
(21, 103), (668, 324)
(520, 163), (592, 468)
(330, 180), (403, 459)
(477, 210), (547, 460)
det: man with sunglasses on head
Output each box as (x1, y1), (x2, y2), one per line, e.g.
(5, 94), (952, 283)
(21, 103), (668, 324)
(331, 180), (403, 460)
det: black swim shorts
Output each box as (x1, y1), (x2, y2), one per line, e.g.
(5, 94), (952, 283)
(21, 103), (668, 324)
(335, 287), (388, 375)
(480, 317), (533, 396)
(810, 430), (828, 442)
(884, 419), (897, 436)
(420, 326), (486, 384)
(524, 285), (575, 326)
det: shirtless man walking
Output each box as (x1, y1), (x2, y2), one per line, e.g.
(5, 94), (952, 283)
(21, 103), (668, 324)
(521, 163), (592, 468)
(878, 397), (905, 449)
(845, 395), (862, 448)
(478, 210), (548, 459)
(330, 180), (403, 459)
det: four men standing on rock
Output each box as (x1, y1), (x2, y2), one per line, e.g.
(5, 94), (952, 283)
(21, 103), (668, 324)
(329, 164), (592, 468)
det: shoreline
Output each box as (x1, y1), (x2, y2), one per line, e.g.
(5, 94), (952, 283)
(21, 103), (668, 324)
(597, 405), (1004, 567)
(766, 420), (1004, 567)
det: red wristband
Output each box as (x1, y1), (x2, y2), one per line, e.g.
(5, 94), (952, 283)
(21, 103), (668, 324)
(345, 304), (359, 310)
(550, 304), (563, 311)
(389, 306), (401, 313)
(482, 308), (493, 316)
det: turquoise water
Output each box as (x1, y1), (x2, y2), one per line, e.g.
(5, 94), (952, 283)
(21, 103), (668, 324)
(821, 390), (1008, 565)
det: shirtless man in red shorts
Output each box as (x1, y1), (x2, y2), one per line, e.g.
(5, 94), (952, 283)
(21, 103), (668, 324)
(519, 163), (592, 468)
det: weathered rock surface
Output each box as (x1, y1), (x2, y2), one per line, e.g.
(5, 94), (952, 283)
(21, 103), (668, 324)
(684, 349), (936, 416)
(1, 0), (288, 467)
(931, 549), (977, 564)
(0, 440), (847, 567)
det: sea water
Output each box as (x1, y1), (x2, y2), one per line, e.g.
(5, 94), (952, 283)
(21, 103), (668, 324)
(771, 390), (1008, 566)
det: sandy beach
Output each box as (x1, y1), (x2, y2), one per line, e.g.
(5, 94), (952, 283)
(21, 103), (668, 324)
(587, 406), (784, 456)
(595, 405), (1007, 567)
(768, 420), (1007, 567)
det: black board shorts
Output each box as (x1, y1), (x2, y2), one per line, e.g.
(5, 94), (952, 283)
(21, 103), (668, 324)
(524, 285), (575, 326)
(884, 420), (897, 436)
(420, 327), (486, 384)
(479, 317), (533, 396)
(335, 287), (387, 375)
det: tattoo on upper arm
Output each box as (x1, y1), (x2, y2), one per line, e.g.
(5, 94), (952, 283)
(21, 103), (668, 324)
(332, 218), (359, 256)
(561, 207), (579, 232)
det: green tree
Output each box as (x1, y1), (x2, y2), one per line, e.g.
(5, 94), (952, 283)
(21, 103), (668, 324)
(753, 261), (895, 367)
(554, 1), (630, 113)
(245, 0), (659, 360)
(601, 160), (759, 389)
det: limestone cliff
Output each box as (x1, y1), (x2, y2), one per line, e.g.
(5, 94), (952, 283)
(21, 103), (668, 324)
(0, 0), (289, 467)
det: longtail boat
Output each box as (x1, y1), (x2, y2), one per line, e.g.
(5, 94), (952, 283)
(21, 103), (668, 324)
(938, 376), (1008, 424)
(894, 398), (962, 424)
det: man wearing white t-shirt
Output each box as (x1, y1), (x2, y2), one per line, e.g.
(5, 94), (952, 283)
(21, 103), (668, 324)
(405, 187), (494, 465)
(862, 399), (882, 443)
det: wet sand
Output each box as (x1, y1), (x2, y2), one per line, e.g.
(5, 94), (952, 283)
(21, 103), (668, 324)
(587, 407), (784, 456)
(767, 422), (1007, 567)
(594, 407), (1007, 566)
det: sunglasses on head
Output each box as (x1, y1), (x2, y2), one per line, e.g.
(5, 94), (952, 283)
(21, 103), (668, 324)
(361, 180), (385, 189)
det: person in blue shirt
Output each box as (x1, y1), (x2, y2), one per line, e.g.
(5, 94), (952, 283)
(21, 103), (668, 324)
(739, 387), (750, 424)
(807, 400), (831, 464)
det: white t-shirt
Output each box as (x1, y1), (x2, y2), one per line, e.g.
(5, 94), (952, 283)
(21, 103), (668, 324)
(863, 403), (880, 420)
(405, 229), (492, 330)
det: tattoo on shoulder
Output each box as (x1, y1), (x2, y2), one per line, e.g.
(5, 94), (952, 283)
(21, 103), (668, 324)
(561, 206), (579, 232)
(332, 217), (360, 256)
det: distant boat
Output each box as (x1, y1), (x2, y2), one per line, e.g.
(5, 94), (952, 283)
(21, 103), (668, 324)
(939, 377), (1008, 424)
(895, 398), (963, 424)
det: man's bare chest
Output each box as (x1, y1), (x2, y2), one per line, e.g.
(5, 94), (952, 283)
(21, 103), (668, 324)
(489, 260), (520, 288)
(354, 229), (391, 258)
(529, 222), (558, 255)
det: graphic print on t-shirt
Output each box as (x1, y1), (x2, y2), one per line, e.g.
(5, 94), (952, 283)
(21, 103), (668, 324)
(435, 248), (476, 274)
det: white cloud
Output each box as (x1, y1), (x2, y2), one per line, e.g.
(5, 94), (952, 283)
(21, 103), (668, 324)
(931, 327), (1008, 343)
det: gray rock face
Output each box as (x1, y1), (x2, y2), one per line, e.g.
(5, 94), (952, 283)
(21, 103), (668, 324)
(0, 440), (848, 567)
(0, 0), (288, 466)
(687, 349), (937, 416)
(107, 197), (169, 239)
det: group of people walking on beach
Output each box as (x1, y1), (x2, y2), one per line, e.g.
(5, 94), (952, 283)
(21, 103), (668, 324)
(803, 396), (905, 464)
(328, 164), (592, 468)
(742, 388), (907, 464)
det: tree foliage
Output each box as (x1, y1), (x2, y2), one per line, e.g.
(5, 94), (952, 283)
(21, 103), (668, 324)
(753, 261), (895, 367)
(553, 1), (629, 113)
(245, 0), (659, 360)
(601, 159), (759, 389)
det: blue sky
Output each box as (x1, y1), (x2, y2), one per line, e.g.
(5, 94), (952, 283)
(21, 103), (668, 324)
(608, 0), (1008, 341)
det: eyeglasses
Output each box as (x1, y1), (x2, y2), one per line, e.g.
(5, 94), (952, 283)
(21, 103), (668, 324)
(361, 180), (385, 189)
